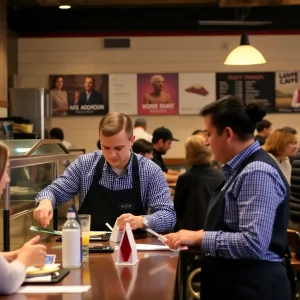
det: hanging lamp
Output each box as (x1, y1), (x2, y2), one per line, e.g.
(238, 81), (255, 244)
(224, 32), (266, 65)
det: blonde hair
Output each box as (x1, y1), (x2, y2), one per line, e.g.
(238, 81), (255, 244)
(185, 135), (211, 168)
(0, 141), (9, 179)
(99, 112), (133, 138)
(263, 129), (297, 157)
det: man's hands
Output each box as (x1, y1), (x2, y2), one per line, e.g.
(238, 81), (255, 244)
(16, 235), (47, 268)
(116, 213), (144, 231)
(164, 230), (204, 250)
(33, 200), (53, 227)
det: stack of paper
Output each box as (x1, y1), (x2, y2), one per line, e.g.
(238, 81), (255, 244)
(17, 286), (91, 294)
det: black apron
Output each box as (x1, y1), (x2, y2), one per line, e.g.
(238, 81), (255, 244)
(200, 150), (292, 300)
(78, 154), (146, 231)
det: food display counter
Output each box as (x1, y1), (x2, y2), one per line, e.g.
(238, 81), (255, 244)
(0, 139), (84, 251)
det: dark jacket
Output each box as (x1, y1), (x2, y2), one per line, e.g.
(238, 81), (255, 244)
(174, 164), (224, 231)
(78, 90), (104, 105)
(290, 150), (300, 220)
(254, 135), (266, 146)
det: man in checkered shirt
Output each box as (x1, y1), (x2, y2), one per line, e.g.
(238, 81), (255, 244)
(33, 112), (176, 233)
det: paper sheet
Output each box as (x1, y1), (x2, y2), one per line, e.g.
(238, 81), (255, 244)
(115, 244), (170, 251)
(17, 285), (91, 294)
(115, 244), (188, 252)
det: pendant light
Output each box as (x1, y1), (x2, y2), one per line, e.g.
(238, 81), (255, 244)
(224, 32), (266, 65)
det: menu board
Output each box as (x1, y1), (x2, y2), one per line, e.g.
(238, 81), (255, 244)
(109, 74), (138, 115)
(216, 72), (276, 112)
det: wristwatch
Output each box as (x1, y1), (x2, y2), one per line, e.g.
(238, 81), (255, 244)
(142, 216), (149, 229)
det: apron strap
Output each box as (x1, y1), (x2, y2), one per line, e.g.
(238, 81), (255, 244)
(131, 154), (143, 208)
(131, 153), (140, 187)
(94, 155), (106, 183)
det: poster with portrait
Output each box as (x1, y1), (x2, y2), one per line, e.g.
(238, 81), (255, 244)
(109, 74), (137, 115)
(275, 71), (300, 113)
(137, 73), (178, 115)
(178, 73), (216, 115)
(49, 74), (109, 116)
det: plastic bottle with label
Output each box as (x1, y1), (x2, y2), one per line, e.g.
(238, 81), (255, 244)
(62, 208), (81, 269)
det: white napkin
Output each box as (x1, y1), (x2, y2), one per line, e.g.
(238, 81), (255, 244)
(24, 275), (52, 283)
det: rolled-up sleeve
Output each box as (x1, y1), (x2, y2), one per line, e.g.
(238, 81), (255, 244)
(35, 156), (83, 208)
(145, 168), (176, 232)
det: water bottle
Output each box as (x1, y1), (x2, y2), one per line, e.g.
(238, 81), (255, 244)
(62, 208), (81, 269)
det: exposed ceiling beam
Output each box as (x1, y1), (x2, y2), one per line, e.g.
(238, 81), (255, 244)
(219, 0), (283, 6)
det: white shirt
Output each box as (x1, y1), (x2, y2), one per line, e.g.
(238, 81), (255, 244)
(268, 152), (291, 185)
(133, 127), (152, 143)
(0, 254), (26, 294)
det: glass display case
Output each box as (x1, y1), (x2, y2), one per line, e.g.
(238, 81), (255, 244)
(0, 139), (84, 251)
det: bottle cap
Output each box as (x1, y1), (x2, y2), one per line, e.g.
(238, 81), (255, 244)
(67, 208), (76, 219)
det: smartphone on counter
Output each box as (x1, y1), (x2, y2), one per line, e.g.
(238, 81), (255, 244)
(89, 246), (115, 253)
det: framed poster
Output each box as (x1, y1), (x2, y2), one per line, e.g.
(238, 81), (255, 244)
(109, 74), (137, 115)
(276, 72), (300, 113)
(137, 73), (178, 115)
(49, 74), (109, 116)
(179, 73), (216, 115)
(216, 72), (276, 112)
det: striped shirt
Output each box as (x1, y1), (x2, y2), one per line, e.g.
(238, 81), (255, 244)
(35, 151), (176, 232)
(202, 141), (287, 261)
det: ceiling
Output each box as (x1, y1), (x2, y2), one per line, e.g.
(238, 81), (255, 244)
(8, 0), (300, 7)
(7, 0), (300, 36)
(8, 0), (300, 6)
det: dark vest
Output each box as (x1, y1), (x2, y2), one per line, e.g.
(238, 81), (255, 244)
(206, 148), (290, 256)
(201, 148), (291, 300)
(290, 150), (300, 220)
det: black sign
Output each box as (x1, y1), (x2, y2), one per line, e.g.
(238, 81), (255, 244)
(216, 72), (276, 112)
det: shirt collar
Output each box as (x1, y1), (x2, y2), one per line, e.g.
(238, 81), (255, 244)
(102, 150), (133, 176)
(222, 141), (261, 178)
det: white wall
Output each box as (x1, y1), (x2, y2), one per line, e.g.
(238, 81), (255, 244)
(18, 35), (300, 157)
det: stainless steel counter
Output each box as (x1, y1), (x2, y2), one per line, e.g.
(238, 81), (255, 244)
(1, 139), (85, 251)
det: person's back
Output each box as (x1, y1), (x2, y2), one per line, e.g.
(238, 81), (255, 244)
(174, 165), (223, 230)
(174, 134), (224, 230)
(133, 118), (152, 143)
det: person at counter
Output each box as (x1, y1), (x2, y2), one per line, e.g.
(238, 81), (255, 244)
(0, 142), (47, 295)
(152, 127), (180, 183)
(164, 96), (292, 300)
(33, 112), (176, 232)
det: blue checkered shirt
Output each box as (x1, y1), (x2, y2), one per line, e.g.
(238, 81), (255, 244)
(202, 141), (287, 261)
(35, 151), (176, 232)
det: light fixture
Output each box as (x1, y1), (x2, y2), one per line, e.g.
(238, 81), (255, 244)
(224, 32), (266, 65)
(59, 5), (71, 9)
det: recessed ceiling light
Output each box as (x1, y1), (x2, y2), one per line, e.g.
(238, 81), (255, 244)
(59, 5), (71, 9)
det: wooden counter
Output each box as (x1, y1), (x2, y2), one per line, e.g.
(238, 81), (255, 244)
(2, 235), (300, 300)
(1, 236), (178, 300)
